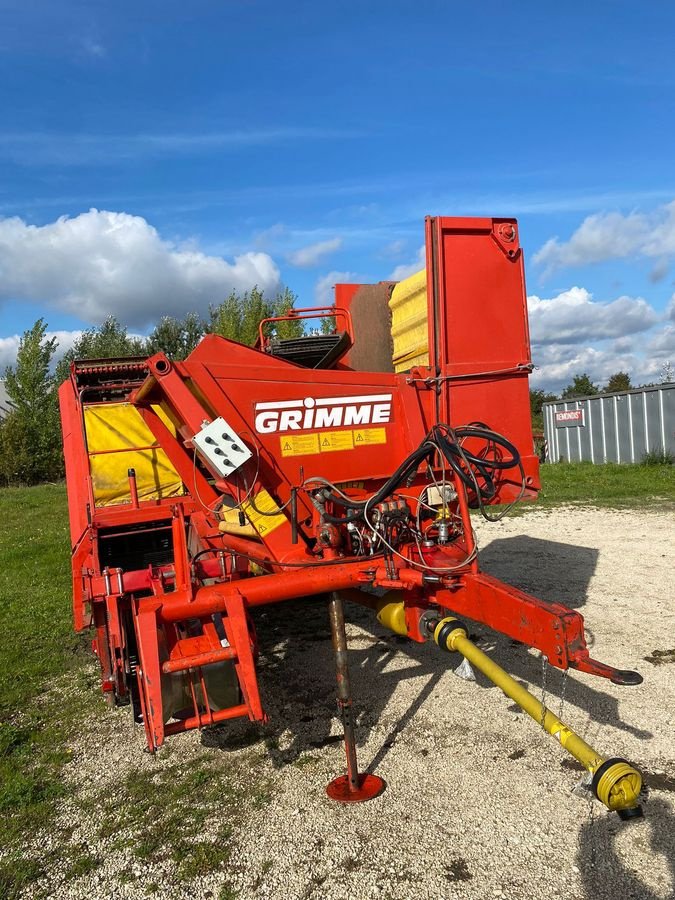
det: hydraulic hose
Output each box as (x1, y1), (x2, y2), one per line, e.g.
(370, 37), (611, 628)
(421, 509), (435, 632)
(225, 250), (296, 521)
(434, 425), (521, 501)
(322, 442), (436, 523)
(322, 423), (523, 525)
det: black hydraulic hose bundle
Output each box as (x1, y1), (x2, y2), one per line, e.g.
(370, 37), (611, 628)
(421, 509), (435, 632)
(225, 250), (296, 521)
(322, 422), (524, 525)
(321, 442), (436, 524)
(433, 423), (519, 499)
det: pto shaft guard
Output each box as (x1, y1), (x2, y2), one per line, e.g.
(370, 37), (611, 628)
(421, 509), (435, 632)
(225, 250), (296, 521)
(432, 617), (643, 819)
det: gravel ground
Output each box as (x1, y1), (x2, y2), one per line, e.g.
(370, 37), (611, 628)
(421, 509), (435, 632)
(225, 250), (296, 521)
(23, 507), (675, 900)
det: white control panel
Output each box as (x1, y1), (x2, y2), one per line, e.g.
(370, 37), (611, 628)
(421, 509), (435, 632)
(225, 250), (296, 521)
(192, 417), (252, 479)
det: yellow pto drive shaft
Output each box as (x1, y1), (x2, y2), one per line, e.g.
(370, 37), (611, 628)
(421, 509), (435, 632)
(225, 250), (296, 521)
(432, 617), (643, 819)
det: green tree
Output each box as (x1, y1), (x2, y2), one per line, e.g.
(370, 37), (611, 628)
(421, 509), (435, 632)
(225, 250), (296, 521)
(272, 288), (305, 340)
(529, 388), (558, 431)
(240, 287), (273, 347)
(55, 316), (145, 384)
(319, 315), (335, 335)
(561, 373), (598, 400)
(145, 312), (205, 360)
(208, 291), (245, 343)
(604, 371), (632, 393)
(208, 287), (305, 346)
(0, 319), (63, 484)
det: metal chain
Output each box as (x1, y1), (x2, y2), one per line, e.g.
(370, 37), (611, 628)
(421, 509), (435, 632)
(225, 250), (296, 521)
(558, 667), (568, 721)
(540, 653), (548, 728)
(586, 783), (597, 868)
(547, 663), (596, 863)
(541, 656), (568, 725)
(582, 668), (598, 868)
(541, 656), (598, 872)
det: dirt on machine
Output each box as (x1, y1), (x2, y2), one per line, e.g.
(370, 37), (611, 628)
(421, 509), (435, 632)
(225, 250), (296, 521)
(58, 215), (644, 819)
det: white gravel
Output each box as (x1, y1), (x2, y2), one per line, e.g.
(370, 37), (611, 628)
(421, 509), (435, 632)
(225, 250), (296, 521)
(22, 507), (675, 900)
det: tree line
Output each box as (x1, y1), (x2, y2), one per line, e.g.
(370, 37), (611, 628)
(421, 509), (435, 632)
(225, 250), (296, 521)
(529, 364), (674, 433)
(530, 373), (629, 433)
(1, 288), (672, 484)
(0, 288), (303, 485)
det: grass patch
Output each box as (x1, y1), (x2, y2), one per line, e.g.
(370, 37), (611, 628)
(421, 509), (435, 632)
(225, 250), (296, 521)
(0, 855), (44, 900)
(93, 753), (270, 881)
(0, 484), (85, 710)
(0, 464), (670, 892)
(0, 483), (271, 894)
(0, 483), (94, 895)
(64, 845), (102, 879)
(292, 754), (320, 768)
(642, 447), (675, 466)
(537, 461), (675, 507)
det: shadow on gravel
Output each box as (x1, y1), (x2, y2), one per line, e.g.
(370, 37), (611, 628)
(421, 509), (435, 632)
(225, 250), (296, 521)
(478, 534), (651, 741)
(577, 796), (675, 900)
(201, 556), (650, 777)
(202, 595), (446, 769)
(479, 535), (598, 610)
(467, 624), (652, 741)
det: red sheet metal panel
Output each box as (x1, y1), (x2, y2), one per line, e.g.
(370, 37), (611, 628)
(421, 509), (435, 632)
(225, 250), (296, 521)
(424, 216), (539, 493)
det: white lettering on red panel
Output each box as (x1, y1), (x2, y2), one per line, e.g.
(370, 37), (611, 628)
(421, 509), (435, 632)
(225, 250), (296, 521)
(255, 394), (393, 434)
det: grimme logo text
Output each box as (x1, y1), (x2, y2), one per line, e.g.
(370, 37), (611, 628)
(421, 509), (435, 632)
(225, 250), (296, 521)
(254, 394), (392, 434)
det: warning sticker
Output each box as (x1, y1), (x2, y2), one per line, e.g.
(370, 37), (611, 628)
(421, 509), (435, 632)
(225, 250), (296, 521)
(319, 430), (354, 453)
(280, 434), (320, 457)
(241, 489), (286, 537)
(352, 427), (387, 446)
(278, 428), (387, 458)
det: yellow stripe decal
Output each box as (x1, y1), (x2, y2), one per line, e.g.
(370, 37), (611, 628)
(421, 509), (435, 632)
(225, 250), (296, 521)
(241, 489), (286, 536)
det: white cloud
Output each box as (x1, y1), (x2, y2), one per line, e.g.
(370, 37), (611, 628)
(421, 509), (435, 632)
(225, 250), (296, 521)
(0, 128), (361, 166)
(0, 336), (20, 372)
(379, 239), (407, 259)
(0, 329), (82, 373)
(527, 287), (658, 345)
(81, 37), (106, 58)
(314, 271), (357, 307)
(647, 324), (675, 356)
(648, 258), (669, 283)
(668, 294), (675, 321)
(0, 209), (281, 329)
(287, 237), (343, 268)
(526, 286), (668, 389)
(533, 200), (675, 274)
(48, 329), (84, 360)
(611, 336), (634, 354)
(388, 246), (425, 281)
(254, 222), (286, 249)
(529, 342), (665, 391)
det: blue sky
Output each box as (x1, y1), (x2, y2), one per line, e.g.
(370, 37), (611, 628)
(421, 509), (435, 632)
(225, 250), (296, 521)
(1, 1), (674, 388)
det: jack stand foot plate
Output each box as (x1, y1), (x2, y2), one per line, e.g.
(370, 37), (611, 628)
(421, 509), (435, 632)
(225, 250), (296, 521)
(326, 774), (386, 803)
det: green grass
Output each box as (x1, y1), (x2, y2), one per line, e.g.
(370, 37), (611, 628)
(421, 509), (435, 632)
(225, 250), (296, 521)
(91, 753), (269, 881)
(0, 482), (270, 896)
(0, 468), (671, 895)
(536, 461), (675, 508)
(0, 483), (94, 897)
(0, 483), (83, 710)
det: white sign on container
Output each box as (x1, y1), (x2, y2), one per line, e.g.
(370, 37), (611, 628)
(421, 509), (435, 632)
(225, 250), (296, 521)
(555, 409), (585, 427)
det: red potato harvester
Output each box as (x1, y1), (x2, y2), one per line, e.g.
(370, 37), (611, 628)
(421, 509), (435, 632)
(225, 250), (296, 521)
(59, 216), (644, 817)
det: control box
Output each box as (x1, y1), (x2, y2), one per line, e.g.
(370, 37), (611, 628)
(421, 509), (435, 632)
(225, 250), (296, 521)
(192, 417), (252, 479)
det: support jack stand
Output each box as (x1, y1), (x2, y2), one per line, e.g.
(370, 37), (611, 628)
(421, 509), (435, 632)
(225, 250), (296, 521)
(326, 592), (386, 803)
